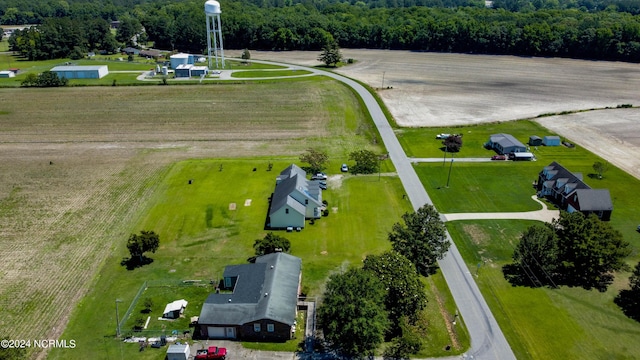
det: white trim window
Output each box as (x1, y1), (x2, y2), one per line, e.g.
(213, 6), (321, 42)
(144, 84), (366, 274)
(254, 323), (261, 332)
(267, 323), (275, 332)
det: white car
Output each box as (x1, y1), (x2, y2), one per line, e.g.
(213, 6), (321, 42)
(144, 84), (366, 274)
(311, 173), (327, 180)
(341, 164), (349, 172)
(436, 133), (451, 139)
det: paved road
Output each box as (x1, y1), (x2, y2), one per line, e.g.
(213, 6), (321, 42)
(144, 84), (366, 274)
(141, 60), (518, 359)
(287, 63), (518, 360)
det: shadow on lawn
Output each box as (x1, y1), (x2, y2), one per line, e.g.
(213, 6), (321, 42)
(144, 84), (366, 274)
(120, 256), (154, 270)
(615, 289), (640, 322)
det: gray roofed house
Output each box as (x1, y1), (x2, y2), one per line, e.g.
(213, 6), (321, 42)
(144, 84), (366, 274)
(536, 161), (613, 220)
(197, 252), (302, 342)
(269, 164), (322, 229)
(485, 133), (527, 154)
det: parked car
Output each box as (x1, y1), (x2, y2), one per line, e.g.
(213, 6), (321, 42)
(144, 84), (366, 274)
(436, 133), (451, 139)
(491, 155), (507, 160)
(311, 172), (327, 180)
(341, 164), (349, 172)
(319, 183), (327, 190)
(195, 346), (227, 360)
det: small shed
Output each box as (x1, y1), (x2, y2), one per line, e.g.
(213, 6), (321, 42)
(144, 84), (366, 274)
(529, 135), (542, 146)
(163, 299), (188, 319)
(166, 343), (190, 360)
(542, 136), (561, 146)
(0, 71), (15, 78)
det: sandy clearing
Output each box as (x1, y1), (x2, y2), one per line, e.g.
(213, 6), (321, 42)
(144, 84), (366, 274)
(247, 49), (640, 180)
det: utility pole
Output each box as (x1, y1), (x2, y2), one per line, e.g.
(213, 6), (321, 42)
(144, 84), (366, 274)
(115, 299), (122, 338)
(446, 154), (454, 188)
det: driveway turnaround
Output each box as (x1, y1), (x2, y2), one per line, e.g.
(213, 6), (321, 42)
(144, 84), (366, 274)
(444, 195), (560, 223)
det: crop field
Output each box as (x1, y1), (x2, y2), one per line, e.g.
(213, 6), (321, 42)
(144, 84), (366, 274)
(0, 77), (386, 358)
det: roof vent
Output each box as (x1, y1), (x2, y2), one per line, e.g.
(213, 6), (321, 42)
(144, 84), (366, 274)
(228, 299), (231, 302)
(264, 292), (268, 297)
(270, 265), (275, 269)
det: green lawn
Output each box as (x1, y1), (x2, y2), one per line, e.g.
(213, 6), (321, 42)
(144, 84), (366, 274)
(231, 70), (312, 78)
(448, 220), (640, 360)
(50, 159), (453, 359)
(405, 119), (640, 359)
(396, 120), (578, 158)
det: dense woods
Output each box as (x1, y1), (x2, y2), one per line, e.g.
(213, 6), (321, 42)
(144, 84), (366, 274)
(4, 0), (640, 62)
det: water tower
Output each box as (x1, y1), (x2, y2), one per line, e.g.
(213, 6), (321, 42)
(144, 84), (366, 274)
(205, 0), (225, 69)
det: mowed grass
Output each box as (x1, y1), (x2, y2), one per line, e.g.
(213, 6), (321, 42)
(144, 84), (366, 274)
(396, 120), (576, 158)
(48, 159), (433, 359)
(0, 77), (390, 358)
(230, 69), (312, 78)
(406, 119), (640, 359)
(448, 220), (640, 360)
(0, 53), (285, 87)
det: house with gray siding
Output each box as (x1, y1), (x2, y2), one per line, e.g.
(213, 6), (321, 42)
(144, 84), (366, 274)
(268, 164), (322, 229)
(536, 161), (613, 221)
(485, 133), (527, 154)
(197, 253), (302, 342)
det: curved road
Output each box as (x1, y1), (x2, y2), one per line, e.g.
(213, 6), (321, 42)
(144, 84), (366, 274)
(287, 62), (517, 360)
(149, 60), (517, 359)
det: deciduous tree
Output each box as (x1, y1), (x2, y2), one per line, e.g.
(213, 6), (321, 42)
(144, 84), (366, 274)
(363, 251), (427, 333)
(443, 134), (463, 153)
(509, 212), (630, 291)
(349, 149), (378, 174)
(554, 212), (630, 291)
(592, 161), (610, 179)
(253, 232), (290, 256)
(299, 148), (328, 174)
(318, 268), (388, 357)
(127, 230), (160, 264)
(511, 223), (559, 287)
(388, 205), (450, 276)
(317, 40), (342, 67)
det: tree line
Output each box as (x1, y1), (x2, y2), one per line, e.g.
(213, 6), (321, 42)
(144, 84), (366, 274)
(6, 0), (640, 62)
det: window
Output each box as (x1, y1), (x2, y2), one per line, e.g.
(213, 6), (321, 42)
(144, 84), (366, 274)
(254, 323), (261, 332)
(285, 208), (289, 214)
(267, 324), (275, 332)
(305, 199), (308, 205)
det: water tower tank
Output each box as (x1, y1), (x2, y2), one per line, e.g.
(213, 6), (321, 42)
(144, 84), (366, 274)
(205, 0), (221, 14)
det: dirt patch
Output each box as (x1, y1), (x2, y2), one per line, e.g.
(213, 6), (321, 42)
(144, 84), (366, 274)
(252, 50), (640, 180)
(462, 224), (490, 246)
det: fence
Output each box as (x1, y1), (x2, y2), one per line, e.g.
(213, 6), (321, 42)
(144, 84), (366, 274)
(118, 280), (147, 334)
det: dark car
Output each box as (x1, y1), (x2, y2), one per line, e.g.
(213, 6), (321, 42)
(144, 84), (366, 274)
(491, 155), (506, 160)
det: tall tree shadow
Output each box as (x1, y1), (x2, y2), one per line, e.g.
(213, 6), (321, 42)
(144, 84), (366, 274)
(120, 256), (154, 270)
(615, 289), (640, 322)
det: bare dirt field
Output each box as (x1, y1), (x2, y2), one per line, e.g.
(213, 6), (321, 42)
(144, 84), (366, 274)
(0, 81), (364, 358)
(245, 49), (640, 180)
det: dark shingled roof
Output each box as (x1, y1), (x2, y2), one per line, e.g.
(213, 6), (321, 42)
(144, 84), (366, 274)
(199, 253), (301, 326)
(574, 189), (613, 211)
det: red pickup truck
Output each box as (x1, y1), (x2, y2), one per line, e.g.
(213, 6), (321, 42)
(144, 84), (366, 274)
(195, 346), (227, 360)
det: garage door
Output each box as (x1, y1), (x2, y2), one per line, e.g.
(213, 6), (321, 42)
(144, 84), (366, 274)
(207, 326), (226, 338)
